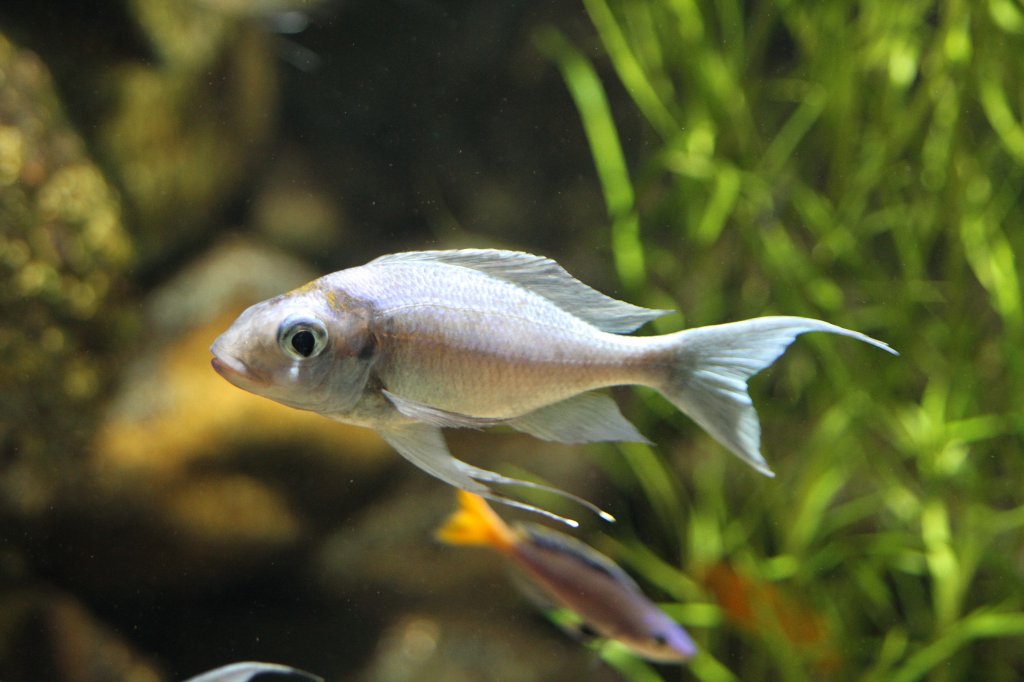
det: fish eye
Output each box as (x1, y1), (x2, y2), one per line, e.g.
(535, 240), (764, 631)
(278, 316), (329, 360)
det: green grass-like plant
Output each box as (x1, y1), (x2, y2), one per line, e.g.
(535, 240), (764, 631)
(537, 1), (1024, 679)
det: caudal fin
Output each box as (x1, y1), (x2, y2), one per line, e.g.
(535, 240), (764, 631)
(435, 491), (518, 552)
(658, 316), (897, 475)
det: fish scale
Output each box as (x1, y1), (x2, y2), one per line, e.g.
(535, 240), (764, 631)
(335, 260), (649, 417)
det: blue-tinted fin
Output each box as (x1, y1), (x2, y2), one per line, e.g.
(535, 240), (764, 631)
(378, 423), (607, 527)
(382, 390), (506, 429)
(370, 249), (670, 333)
(182, 662), (322, 682)
(508, 393), (651, 445)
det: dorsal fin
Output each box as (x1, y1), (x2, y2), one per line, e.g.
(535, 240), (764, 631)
(370, 249), (670, 333)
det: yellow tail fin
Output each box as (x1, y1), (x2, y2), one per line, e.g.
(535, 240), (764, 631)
(435, 491), (517, 553)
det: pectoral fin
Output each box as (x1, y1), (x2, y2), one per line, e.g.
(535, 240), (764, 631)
(382, 390), (505, 429)
(378, 423), (490, 494)
(377, 422), (612, 526)
(508, 393), (651, 445)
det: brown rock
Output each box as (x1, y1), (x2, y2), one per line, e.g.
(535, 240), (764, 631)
(0, 31), (134, 518)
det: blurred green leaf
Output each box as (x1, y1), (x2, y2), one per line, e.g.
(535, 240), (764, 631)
(534, 26), (646, 291)
(539, 0), (1024, 677)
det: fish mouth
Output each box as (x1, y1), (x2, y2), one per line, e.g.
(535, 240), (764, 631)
(210, 350), (269, 390)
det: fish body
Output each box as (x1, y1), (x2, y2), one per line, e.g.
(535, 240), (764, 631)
(330, 258), (659, 418)
(211, 249), (896, 522)
(437, 490), (697, 663)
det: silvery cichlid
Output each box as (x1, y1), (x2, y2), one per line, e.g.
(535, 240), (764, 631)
(437, 490), (698, 663)
(211, 249), (896, 524)
(183, 661), (322, 682)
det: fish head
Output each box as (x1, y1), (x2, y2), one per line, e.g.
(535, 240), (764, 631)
(211, 284), (376, 414)
(618, 610), (697, 663)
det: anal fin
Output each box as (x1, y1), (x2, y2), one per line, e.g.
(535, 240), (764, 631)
(508, 393), (651, 445)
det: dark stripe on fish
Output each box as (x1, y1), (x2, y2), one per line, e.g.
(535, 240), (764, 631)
(518, 523), (641, 594)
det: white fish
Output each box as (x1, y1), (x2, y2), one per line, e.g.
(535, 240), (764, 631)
(211, 249), (896, 523)
(182, 661), (322, 682)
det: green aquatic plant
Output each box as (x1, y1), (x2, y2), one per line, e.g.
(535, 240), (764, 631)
(538, 0), (1024, 679)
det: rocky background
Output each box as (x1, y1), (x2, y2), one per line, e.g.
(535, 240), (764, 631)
(0, 1), (633, 680)
(5, 1), (1024, 681)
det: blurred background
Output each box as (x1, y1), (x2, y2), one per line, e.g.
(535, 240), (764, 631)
(1, 0), (1022, 680)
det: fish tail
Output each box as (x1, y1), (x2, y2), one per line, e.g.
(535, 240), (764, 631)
(655, 316), (896, 475)
(435, 490), (517, 552)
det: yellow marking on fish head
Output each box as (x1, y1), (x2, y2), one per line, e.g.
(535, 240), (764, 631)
(286, 279), (322, 297)
(324, 289), (344, 312)
(287, 279), (355, 315)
